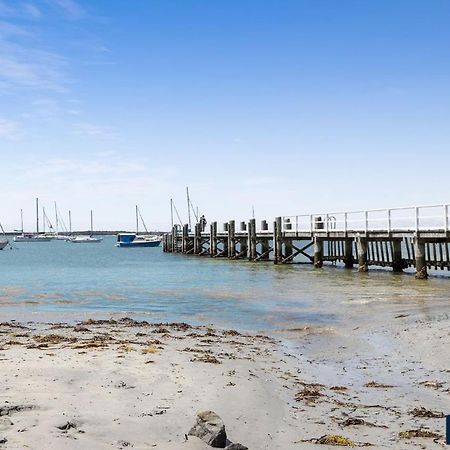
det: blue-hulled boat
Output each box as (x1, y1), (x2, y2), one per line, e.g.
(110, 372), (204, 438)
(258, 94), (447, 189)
(116, 233), (161, 247)
(116, 206), (162, 248)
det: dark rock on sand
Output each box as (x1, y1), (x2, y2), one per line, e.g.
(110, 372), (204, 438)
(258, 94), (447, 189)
(188, 410), (227, 448)
(225, 444), (248, 450)
(0, 405), (35, 416)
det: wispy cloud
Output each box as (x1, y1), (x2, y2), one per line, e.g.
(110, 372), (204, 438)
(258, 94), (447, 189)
(74, 122), (116, 138)
(0, 21), (33, 37)
(22, 3), (42, 19)
(48, 0), (85, 19)
(0, 1), (16, 17)
(0, 43), (68, 92)
(0, 118), (19, 139)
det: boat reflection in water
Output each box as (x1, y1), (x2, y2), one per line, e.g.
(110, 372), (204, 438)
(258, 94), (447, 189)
(14, 234), (53, 242)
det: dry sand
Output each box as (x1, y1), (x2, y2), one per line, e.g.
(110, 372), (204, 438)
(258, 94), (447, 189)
(0, 311), (449, 449)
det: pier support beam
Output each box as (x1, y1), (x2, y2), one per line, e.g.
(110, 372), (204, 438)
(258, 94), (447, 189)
(392, 239), (404, 272)
(284, 239), (293, 262)
(313, 237), (323, 268)
(343, 239), (354, 268)
(248, 219), (257, 261)
(194, 223), (202, 255)
(414, 237), (428, 279)
(171, 226), (178, 253)
(182, 224), (188, 253)
(259, 220), (269, 259)
(260, 238), (270, 260)
(210, 222), (217, 257)
(356, 237), (368, 272)
(274, 217), (283, 264)
(228, 220), (236, 259)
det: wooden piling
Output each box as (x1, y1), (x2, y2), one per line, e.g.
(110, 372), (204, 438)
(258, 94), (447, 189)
(343, 239), (354, 268)
(210, 221), (217, 257)
(171, 226), (177, 253)
(248, 218), (257, 260)
(182, 224), (188, 253)
(274, 217), (283, 264)
(356, 237), (368, 272)
(193, 223), (201, 255)
(228, 220), (236, 259)
(285, 238), (293, 260)
(392, 239), (404, 272)
(414, 237), (428, 279)
(313, 237), (323, 268)
(260, 239), (270, 260)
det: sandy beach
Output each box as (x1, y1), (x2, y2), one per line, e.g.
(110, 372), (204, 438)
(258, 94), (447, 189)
(0, 308), (449, 450)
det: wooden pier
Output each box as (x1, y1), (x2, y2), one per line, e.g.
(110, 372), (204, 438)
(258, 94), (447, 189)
(163, 204), (450, 279)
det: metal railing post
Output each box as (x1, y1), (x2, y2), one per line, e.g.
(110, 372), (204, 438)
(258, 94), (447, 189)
(415, 207), (419, 232)
(445, 204), (449, 233)
(387, 209), (391, 233)
(325, 214), (329, 233)
(344, 212), (347, 233)
(364, 211), (368, 234)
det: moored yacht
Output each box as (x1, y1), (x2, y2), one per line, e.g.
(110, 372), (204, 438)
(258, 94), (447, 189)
(13, 200), (53, 243)
(116, 205), (162, 247)
(69, 235), (102, 243)
(69, 210), (102, 244)
(116, 233), (161, 247)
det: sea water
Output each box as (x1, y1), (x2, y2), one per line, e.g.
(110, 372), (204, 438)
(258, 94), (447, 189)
(0, 236), (448, 331)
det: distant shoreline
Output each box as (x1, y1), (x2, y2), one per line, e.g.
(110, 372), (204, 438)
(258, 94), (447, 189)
(1, 231), (167, 236)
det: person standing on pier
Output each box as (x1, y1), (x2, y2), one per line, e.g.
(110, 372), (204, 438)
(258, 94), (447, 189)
(200, 215), (207, 231)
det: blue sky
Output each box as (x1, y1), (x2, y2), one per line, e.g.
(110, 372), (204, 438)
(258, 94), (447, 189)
(1, 0), (450, 230)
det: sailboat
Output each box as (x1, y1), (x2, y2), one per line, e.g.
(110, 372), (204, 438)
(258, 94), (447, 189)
(14, 199), (53, 242)
(69, 210), (102, 243)
(0, 222), (9, 250)
(53, 202), (71, 240)
(116, 206), (161, 247)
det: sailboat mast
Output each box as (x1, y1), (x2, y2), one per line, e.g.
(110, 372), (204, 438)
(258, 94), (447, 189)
(136, 205), (139, 234)
(36, 198), (39, 234)
(43, 207), (46, 233)
(186, 187), (191, 229)
(54, 202), (58, 235)
(90, 210), (93, 235)
(20, 209), (24, 234)
(69, 210), (72, 234)
(170, 199), (174, 229)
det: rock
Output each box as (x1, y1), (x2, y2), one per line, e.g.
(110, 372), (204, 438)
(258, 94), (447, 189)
(188, 411), (227, 448)
(0, 405), (35, 416)
(225, 444), (248, 450)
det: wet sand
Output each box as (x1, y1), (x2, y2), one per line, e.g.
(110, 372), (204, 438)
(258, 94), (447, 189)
(0, 311), (449, 449)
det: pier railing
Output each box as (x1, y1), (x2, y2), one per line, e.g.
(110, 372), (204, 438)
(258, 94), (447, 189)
(282, 204), (450, 234)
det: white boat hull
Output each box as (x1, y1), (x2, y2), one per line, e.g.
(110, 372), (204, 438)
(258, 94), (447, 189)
(69, 236), (102, 243)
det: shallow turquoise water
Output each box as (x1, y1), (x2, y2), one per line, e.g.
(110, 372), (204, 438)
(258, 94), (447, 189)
(0, 236), (449, 331)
